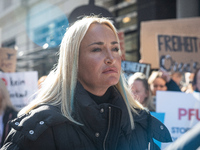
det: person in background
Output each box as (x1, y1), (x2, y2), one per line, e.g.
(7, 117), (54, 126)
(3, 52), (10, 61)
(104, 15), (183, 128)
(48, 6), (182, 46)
(148, 70), (181, 109)
(128, 72), (155, 112)
(0, 79), (17, 147)
(1, 16), (171, 150)
(148, 70), (181, 97)
(192, 68), (200, 92)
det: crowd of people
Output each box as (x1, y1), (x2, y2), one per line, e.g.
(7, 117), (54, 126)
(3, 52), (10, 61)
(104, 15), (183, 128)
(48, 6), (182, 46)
(0, 16), (200, 149)
(127, 68), (200, 112)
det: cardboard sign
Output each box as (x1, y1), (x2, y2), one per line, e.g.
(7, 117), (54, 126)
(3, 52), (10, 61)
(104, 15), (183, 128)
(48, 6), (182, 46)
(0, 47), (17, 72)
(156, 91), (200, 148)
(140, 17), (200, 73)
(121, 61), (151, 79)
(0, 71), (38, 110)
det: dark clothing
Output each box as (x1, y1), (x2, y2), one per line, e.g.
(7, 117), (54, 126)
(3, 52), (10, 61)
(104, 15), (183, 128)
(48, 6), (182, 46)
(87, 87), (111, 105)
(165, 122), (200, 150)
(1, 83), (172, 150)
(1, 107), (18, 147)
(166, 79), (181, 92)
(194, 88), (200, 92)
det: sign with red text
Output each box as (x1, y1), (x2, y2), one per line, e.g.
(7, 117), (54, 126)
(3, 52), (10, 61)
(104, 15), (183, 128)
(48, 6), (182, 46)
(140, 17), (200, 73)
(0, 47), (17, 72)
(0, 71), (38, 110)
(156, 91), (200, 145)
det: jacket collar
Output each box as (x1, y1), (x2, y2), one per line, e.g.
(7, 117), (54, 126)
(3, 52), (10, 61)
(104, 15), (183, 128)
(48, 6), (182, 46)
(73, 82), (132, 136)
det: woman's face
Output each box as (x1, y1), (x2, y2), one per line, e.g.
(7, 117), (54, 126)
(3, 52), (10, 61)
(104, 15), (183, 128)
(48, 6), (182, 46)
(131, 80), (148, 105)
(196, 70), (200, 91)
(151, 77), (167, 96)
(78, 23), (121, 96)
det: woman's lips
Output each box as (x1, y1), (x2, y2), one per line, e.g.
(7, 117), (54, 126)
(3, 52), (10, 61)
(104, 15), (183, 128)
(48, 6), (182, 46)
(102, 67), (118, 74)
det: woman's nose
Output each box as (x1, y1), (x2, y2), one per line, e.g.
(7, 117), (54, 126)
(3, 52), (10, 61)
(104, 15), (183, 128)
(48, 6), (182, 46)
(104, 51), (115, 65)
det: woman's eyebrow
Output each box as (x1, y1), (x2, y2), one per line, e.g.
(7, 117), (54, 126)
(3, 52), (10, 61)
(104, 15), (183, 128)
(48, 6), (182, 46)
(88, 42), (104, 47)
(88, 41), (118, 47)
(111, 41), (118, 45)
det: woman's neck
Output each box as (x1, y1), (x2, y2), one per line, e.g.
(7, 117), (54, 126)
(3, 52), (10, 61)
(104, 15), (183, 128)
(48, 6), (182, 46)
(87, 87), (111, 105)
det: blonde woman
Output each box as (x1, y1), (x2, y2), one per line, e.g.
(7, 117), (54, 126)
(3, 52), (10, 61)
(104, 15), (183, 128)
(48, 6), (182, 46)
(1, 16), (171, 150)
(0, 79), (17, 147)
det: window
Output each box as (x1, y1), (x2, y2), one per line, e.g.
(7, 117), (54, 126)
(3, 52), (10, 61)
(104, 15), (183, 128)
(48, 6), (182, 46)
(2, 39), (16, 49)
(111, 0), (139, 61)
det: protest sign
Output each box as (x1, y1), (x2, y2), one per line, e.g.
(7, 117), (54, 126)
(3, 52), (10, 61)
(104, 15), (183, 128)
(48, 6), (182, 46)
(156, 91), (200, 148)
(140, 17), (200, 73)
(0, 47), (17, 72)
(121, 61), (151, 79)
(0, 71), (38, 110)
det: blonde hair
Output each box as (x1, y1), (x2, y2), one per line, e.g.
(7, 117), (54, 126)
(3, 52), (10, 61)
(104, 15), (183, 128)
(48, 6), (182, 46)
(0, 79), (14, 114)
(19, 16), (143, 128)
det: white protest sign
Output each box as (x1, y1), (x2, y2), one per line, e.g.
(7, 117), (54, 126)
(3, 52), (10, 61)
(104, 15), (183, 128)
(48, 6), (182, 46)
(121, 61), (151, 79)
(0, 71), (38, 110)
(156, 91), (200, 144)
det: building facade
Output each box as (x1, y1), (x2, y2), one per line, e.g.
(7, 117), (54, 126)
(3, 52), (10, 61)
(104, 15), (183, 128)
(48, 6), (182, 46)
(0, 0), (199, 77)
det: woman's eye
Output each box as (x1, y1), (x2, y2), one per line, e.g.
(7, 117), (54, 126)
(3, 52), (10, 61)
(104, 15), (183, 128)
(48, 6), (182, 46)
(92, 48), (101, 52)
(112, 47), (119, 52)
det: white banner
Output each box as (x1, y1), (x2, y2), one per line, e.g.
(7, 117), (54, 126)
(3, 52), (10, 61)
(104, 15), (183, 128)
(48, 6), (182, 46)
(121, 61), (151, 79)
(0, 71), (38, 110)
(156, 91), (200, 148)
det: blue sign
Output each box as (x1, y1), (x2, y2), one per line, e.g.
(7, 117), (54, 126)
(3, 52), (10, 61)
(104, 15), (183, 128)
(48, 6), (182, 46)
(150, 112), (165, 148)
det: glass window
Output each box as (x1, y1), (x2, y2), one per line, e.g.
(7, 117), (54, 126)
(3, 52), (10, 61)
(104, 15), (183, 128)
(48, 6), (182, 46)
(124, 32), (138, 61)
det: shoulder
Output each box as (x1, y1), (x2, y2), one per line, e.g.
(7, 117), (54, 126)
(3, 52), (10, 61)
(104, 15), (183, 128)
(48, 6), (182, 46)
(9, 104), (68, 141)
(133, 109), (172, 143)
(166, 79), (181, 91)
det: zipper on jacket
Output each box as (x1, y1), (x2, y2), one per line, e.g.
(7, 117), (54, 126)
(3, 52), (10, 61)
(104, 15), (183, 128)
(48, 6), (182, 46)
(103, 106), (111, 150)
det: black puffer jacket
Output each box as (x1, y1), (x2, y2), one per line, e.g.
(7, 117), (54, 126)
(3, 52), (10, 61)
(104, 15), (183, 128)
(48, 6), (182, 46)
(1, 83), (172, 150)
(1, 107), (18, 147)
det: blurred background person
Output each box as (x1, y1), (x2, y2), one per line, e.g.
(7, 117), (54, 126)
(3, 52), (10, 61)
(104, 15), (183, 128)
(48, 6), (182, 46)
(148, 70), (181, 97)
(0, 79), (18, 147)
(148, 71), (167, 97)
(128, 72), (155, 112)
(148, 70), (181, 109)
(192, 68), (200, 92)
